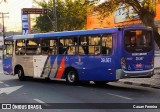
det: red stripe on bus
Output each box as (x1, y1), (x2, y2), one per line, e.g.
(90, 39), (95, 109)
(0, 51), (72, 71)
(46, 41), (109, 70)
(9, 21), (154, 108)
(56, 58), (65, 79)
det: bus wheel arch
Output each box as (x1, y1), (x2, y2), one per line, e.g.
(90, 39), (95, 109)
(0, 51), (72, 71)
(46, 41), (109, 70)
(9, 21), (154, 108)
(14, 65), (26, 81)
(64, 67), (79, 84)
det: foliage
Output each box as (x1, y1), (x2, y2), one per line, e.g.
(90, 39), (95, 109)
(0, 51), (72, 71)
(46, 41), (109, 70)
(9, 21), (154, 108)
(91, 0), (160, 48)
(33, 0), (90, 32)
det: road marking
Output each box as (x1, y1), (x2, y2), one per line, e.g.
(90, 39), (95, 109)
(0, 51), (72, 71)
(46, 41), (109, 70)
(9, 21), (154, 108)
(34, 99), (50, 106)
(107, 93), (132, 100)
(0, 81), (3, 83)
(0, 85), (23, 95)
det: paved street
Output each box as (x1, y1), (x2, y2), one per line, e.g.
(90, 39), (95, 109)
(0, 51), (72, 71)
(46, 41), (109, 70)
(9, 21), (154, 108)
(0, 74), (160, 112)
(1, 0), (160, 112)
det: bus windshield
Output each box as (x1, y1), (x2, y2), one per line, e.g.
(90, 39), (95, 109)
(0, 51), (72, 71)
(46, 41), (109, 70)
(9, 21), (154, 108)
(124, 30), (152, 53)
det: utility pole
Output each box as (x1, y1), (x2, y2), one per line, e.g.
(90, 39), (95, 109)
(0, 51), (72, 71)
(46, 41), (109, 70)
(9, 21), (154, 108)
(0, 12), (9, 40)
(53, 0), (57, 32)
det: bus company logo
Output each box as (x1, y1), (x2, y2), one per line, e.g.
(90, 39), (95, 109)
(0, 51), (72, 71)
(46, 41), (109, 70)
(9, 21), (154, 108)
(2, 104), (11, 109)
(65, 57), (68, 61)
(75, 57), (83, 65)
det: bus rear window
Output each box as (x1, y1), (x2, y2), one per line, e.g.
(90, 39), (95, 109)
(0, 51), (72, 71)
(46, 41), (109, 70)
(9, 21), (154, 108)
(124, 30), (152, 53)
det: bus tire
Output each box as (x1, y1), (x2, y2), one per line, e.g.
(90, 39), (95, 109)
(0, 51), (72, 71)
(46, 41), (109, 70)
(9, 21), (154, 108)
(94, 81), (108, 85)
(45, 77), (51, 82)
(17, 67), (26, 81)
(65, 68), (79, 84)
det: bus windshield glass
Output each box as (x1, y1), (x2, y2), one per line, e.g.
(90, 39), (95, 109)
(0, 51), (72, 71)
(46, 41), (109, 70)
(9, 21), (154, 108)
(124, 30), (152, 53)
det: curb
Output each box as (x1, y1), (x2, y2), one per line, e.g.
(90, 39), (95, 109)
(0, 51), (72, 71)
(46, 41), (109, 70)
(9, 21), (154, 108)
(117, 71), (160, 89)
(118, 81), (160, 89)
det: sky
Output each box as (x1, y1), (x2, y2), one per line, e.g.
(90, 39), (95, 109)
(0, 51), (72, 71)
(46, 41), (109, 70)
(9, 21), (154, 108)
(0, 0), (105, 33)
(0, 0), (32, 32)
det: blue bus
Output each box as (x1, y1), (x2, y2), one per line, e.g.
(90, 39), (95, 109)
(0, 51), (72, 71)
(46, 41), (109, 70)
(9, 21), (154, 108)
(3, 27), (154, 84)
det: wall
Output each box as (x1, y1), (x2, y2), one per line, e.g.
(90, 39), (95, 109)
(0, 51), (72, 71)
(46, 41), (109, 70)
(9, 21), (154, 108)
(86, 1), (160, 29)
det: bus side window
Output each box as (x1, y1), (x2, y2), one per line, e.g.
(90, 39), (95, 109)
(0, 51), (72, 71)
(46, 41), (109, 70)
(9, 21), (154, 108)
(15, 40), (25, 55)
(4, 44), (13, 55)
(67, 38), (78, 55)
(26, 39), (41, 55)
(59, 41), (64, 54)
(79, 46), (85, 55)
(88, 35), (100, 55)
(102, 46), (106, 54)
(50, 40), (57, 55)
(82, 45), (88, 54)
(59, 37), (77, 55)
(41, 39), (57, 55)
(42, 47), (50, 55)
(79, 36), (88, 55)
(36, 45), (41, 55)
(102, 35), (112, 55)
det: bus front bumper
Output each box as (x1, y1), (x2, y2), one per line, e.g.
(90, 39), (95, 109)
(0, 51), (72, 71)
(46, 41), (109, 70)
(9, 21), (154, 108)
(116, 68), (154, 79)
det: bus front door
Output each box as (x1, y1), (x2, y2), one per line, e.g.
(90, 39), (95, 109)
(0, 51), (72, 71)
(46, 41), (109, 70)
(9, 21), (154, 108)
(3, 42), (13, 75)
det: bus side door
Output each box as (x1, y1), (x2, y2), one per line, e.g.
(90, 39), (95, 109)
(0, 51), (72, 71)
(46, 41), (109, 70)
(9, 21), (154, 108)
(3, 41), (13, 75)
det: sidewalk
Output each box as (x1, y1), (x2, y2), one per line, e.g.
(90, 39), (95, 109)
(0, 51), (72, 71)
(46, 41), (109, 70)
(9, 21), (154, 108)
(118, 68), (160, 89)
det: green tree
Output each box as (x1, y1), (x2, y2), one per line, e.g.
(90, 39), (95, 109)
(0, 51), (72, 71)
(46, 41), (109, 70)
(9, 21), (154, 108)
(33, 0), (89, 32)
(91, 0), (160, 48)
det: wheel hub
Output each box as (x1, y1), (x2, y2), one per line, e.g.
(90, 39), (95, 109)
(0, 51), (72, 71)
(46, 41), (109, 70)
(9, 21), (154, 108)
(68, 71), (75, 83)
(18, 70), (22, 77)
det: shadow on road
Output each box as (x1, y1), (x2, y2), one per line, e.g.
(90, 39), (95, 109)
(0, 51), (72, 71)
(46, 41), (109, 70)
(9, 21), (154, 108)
(2, 76), (152, 95)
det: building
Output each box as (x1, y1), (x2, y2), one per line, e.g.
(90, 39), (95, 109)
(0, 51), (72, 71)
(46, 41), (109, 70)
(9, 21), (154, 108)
(86, 1), (160, 54)
(86, 1), (160, 32)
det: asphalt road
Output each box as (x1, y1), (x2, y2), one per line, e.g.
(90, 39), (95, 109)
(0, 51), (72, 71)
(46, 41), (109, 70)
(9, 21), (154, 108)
(0, 74), (160, 112)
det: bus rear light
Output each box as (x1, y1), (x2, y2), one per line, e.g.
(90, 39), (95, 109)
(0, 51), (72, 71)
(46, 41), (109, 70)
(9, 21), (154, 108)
(152, 57), (154, 67)
(121, 58), (126, 69)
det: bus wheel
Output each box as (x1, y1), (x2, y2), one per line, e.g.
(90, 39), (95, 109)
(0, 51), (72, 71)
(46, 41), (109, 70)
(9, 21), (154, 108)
(94, 81), (108, 85)
(66, 69), (79, 84)
(45, 77), (51, 82)
(18, 68), (26, 81)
